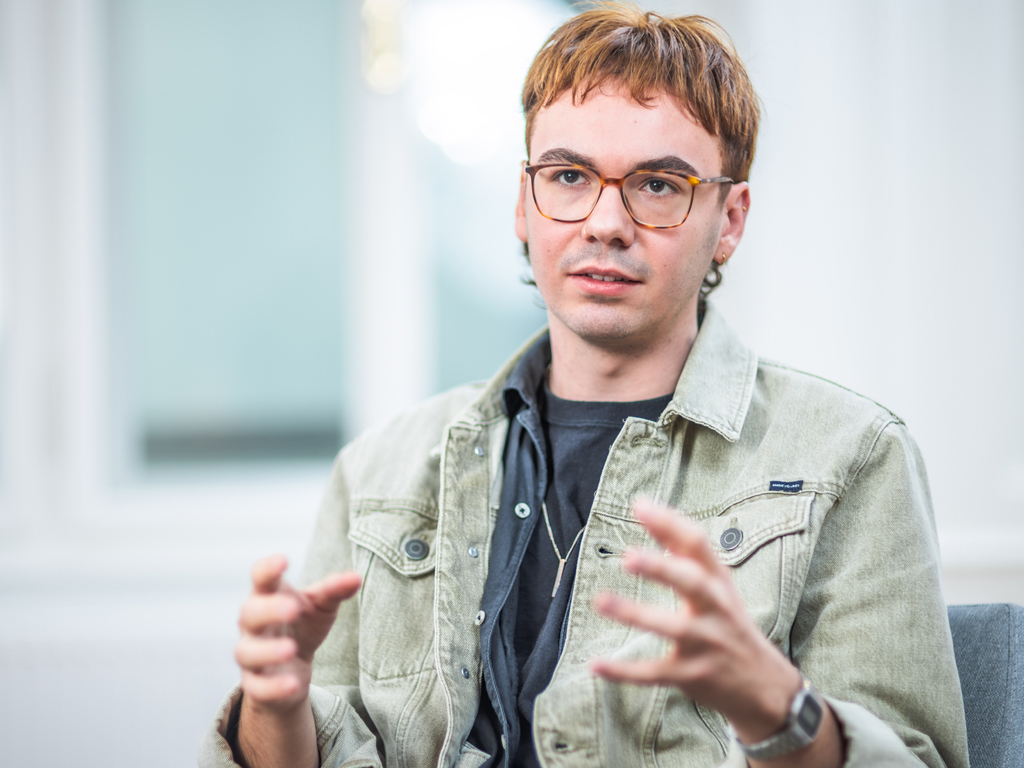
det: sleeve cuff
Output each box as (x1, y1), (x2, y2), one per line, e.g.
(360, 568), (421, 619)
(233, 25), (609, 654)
(715, 696), (921, 768)
(197, 685), (368, 768)
(826, 697), (923, 767)
(198, 685), (244, 768)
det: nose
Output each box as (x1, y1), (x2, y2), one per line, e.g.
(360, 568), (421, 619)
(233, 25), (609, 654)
(583, 182), (635, 247)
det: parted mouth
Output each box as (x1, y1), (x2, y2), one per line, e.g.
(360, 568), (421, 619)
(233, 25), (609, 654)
(572, 268), (639, 283)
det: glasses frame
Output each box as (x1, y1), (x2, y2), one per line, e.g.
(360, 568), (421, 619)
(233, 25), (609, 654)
(524, 163), (734, 229)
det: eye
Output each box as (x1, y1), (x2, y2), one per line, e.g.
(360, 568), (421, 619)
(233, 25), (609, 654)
(640, 175), (682, 195)
(553, 168), (587, 186)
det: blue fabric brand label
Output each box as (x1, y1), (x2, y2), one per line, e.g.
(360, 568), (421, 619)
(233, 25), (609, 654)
(769, 480), (803, 493)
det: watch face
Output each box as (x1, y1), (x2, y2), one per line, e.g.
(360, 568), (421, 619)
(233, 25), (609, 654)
(797, 693), (823, 735)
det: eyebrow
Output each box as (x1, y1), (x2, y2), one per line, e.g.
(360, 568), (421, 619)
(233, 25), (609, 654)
(634, 155), (701, 177)
(533, 149), (701, 178)
(535, 148), (595, 167)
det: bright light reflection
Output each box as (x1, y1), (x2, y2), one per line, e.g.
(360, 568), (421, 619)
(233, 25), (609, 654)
(409, 0), (567, 166)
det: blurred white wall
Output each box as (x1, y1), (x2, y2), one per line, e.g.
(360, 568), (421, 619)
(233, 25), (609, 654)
(0, 1), (1020, 766)
(648, 0), (1024, 601)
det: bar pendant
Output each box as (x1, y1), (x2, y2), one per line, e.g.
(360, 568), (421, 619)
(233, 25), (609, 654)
(552, 558), (567, 597)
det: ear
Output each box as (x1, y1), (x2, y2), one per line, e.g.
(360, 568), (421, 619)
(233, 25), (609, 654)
(715, 182), (750, 263)
(515, 163), (529, 244)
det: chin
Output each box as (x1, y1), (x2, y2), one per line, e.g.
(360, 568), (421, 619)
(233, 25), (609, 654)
(558, 311), (652, 349)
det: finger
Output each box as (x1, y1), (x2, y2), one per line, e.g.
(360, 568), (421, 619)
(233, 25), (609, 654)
(234, 635), (297, 671)
(303, 572), (362, 613)
(593, 591), (692, 639)
(589, 655), (682, 686)
(240, 668), (301, 703)
(621, 549), (724, 612)
(632, 498), (726, 575)
(251, 554), (289, 594)
(239, 593), (301, 634)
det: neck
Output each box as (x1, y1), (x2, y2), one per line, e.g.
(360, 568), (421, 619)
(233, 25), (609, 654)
(546, 313), (699, 402)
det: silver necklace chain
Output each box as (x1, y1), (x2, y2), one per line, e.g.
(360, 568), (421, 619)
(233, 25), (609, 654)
(541, 502), (586, 597)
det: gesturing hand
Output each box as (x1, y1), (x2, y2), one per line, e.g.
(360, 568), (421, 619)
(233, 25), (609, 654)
(236, 555), (362, 715)
(589, 499), (812, 749)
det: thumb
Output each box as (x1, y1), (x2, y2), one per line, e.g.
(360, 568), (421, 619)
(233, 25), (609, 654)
(303, 571), (362, 614)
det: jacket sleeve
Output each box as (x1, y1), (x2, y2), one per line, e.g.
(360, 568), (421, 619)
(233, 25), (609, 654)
(782, 420), (968, 768)
(197, 449), (385, 768)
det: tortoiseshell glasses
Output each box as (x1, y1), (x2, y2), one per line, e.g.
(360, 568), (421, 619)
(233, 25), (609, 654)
(524, 164), (734, 229)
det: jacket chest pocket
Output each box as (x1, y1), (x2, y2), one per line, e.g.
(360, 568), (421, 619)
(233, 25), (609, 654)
(700, 492), (814, 643)
(349, 502), (437, 680)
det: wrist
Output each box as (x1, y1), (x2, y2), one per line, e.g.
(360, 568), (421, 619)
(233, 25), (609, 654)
(240, 685), (309, 721)
(237, 694), (317, 768)
(730, 665), (804, 744)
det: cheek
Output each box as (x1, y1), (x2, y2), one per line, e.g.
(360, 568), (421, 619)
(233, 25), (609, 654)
(681, 219), (721, 274)
(654, 229), (717, 292)
(528, 243), (559, 286)
(698, 219), (722, 268)
(525, 218), (572, 271)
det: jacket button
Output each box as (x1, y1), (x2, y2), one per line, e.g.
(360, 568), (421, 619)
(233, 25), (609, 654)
(461, 667), (471, 679)
(474, 446), (486, 457)
(475, 610), (486, 626)
(404, 538), (429, 560)
(468, 546), (479, 558)
(514, 503), (531, 519)
(720, 528), (743, 551)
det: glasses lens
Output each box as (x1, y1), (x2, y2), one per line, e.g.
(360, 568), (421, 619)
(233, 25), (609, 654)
(623, 172), (694, 227)
(531, 166), (601, 221)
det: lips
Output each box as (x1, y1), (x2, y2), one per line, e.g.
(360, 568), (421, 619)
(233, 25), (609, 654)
(568, 267), (641, 297)
(571, 268), (639, 283)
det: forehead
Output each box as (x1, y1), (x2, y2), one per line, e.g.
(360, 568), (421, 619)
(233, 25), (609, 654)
(529, 85), (722, 176)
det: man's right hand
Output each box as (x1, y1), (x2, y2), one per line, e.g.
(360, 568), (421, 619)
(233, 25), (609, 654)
(233, 555), (362, 768)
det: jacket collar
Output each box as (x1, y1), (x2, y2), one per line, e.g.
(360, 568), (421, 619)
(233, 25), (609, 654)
(661, 304), (758, 442)
(459, 304), (757, 443)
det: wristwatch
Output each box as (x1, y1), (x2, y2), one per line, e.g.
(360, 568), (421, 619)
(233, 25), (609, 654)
(737, 678), (825, 761)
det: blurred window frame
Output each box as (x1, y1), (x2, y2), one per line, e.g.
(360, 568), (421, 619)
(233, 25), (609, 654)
(0, 0), (338, 589)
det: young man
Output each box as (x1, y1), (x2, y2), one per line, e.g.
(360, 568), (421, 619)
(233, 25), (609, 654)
(201, 6), (968, 768)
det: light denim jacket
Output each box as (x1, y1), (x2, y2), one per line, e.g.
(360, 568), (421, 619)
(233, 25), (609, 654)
(200, 306), (969, 768)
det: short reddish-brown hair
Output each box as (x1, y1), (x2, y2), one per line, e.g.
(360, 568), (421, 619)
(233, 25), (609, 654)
(522, 3), (760, 182)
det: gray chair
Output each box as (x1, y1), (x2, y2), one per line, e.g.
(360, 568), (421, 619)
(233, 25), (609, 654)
(947, 604), (1024, 768)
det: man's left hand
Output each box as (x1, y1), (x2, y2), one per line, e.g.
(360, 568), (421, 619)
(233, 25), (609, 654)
(590, 498), (843, 766)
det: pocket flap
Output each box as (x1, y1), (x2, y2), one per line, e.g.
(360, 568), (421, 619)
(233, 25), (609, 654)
(349, 501), (437, 577)
(706, 492), (813, 567)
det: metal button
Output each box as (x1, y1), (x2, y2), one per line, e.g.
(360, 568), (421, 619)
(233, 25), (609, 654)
(474, 610), (486, 626)
(720, 528), (743, 551)
(474, 446), (485, 457)
(404, 538), (429, 560)
(514, 503), (531, 519)
(468, 546), (479, 558)
(461, 667), (471, 679)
